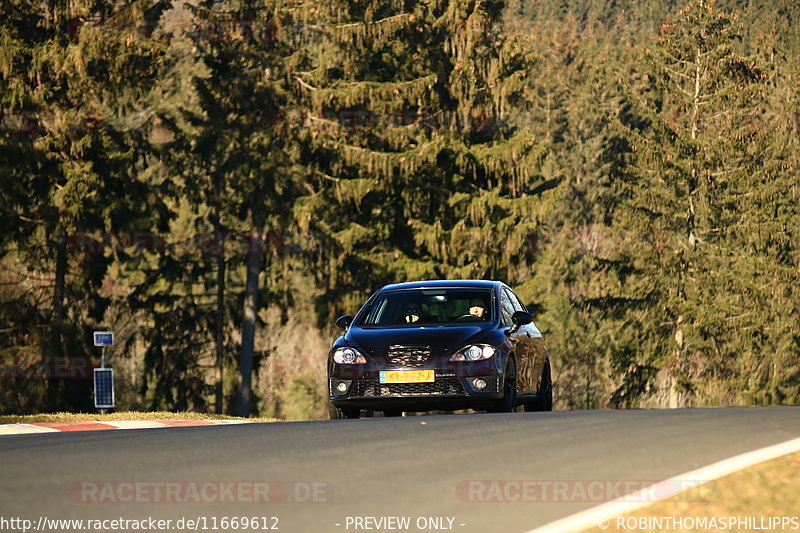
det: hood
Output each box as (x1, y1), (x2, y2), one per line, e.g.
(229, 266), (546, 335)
(344, 323), (495, 359)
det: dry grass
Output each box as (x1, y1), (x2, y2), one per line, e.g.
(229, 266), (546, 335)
(254, 307), (331, 421)
(582, 451), (800, 532)
(0, 411), (278, 424)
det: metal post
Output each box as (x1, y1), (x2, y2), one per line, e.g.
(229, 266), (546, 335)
(100, 346), (107, 414)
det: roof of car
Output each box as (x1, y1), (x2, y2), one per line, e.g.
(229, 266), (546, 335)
(379, 279), (502, 291)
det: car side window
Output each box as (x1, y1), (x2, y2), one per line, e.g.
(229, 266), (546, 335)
(505, 288), (526, 313)
(499, 290), (514, 326)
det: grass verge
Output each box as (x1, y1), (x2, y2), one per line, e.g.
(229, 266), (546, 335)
(582, 451), (800, 532)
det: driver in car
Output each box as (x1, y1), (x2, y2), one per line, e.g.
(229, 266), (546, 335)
(404, 305), (421, 323)
(468, 297), (487, 319)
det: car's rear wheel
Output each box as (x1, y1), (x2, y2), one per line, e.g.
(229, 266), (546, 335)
(526, 359), (552, 412)
(488, 357), (517, 413)
(328, 401), (359, 419)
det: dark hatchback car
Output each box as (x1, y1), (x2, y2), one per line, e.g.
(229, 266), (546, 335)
(327, 280), (552, 419)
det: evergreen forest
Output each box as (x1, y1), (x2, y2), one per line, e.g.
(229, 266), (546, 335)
(1, 0), (798, 417)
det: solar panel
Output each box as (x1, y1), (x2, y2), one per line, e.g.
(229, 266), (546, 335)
(94, 368), (115, 408)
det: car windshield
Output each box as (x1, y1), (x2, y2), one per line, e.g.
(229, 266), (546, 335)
(355, 288), (493, 326)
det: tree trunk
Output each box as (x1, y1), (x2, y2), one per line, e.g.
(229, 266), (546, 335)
(47, 226), (67, 410)
(214, 211), (226, 414)
(236, 189), (266, 417)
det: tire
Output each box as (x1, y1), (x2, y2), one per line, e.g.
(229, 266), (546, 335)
(526, 359), (552, 412)
(383, 409), (403, 417)
(328, 401), (359, 419)
(488, 357), (517, 413)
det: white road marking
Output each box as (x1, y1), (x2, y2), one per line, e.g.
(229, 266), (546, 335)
(102, 421), (168, 429)
(524, 435), (800, 533)
(0, 419), (257, 435)
(0, 424), (61, 435)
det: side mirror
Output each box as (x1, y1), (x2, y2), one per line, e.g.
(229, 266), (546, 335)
(505, 311), (533, 335)
(335, 315), (353, 330)
(512, 311), (533, 326)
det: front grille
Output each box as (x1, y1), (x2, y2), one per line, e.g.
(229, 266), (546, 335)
(350, 378), (466, 398)
(386, 345), (431, 368)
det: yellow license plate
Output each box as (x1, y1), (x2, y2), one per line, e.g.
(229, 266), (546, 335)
(379, 370), (435, 384)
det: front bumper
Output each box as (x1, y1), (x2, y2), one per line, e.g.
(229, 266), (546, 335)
(328, 368), (504, 411)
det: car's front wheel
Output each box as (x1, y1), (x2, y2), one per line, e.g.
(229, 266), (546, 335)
(488, 358), (517, 413)
(526, 359), (552, 412)
(328, 401), (360, 420)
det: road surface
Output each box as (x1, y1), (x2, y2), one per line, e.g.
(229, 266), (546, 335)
(1, 407), (798, 533)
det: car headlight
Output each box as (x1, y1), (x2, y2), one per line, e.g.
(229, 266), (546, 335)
(450, 344), (497, 361)
(332, 346), (367, 364)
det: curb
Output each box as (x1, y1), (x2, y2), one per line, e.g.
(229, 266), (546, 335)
(0, 419), (256, 435)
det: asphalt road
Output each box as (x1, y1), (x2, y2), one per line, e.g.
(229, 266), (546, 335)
(1, 407), (799, 533)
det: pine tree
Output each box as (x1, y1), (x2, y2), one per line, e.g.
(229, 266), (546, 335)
(290, 0), (557, 322)
(610, 0), (797, 406)
(0, 0), (168, 411)
(173, 0), (305, 416)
